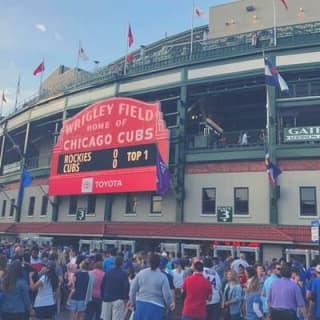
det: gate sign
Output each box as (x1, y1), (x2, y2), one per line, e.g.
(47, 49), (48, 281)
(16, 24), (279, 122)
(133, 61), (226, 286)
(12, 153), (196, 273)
(284, 127), (320, 142)
(311, 220), (319, 243)
(217, 206), (233, 223)
(48, 97), (169, 195)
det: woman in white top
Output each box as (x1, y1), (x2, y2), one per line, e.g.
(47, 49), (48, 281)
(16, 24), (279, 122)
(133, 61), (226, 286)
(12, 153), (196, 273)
(30, 261), (59, 320)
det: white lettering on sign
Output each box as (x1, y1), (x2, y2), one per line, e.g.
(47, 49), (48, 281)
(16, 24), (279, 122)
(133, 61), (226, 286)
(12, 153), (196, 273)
(95, 180), (123, 188)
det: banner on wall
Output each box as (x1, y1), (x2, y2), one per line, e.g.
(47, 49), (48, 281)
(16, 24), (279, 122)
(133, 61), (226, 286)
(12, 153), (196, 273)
(48, 97), (169, 195)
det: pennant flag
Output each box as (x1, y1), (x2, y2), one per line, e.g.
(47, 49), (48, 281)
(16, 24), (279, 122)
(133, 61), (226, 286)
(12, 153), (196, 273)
(33, 61), (45, 76)
(18, 168), (33, 204)
(1, 90), (6, 103)
(265, 148), (282, 188)
(156, 151), (170, 196)
(194, 6), (208, 19)
(279, 0), (288, 10)
(79, 47), (89, 61)
(128, 24), (134, 48)
(264, 57), (289, 93)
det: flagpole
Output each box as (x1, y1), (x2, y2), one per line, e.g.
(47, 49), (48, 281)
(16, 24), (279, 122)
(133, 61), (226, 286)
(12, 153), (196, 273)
(272, 0), (277, 46)
(124, 24), (129, 75)
(75, 41), (81, 86)
(0, 90), (3, 117)
(14, 73), (21, 111)
(190, 0), (195, 57)
(39, 58), (45, 97)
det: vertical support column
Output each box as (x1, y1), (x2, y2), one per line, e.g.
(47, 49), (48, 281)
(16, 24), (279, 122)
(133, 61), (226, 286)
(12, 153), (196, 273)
(175, 69), (187, 224)
(104, 195), (113, 222)
(16, 122), (30, 223)
(267, 56), (278, 225)
(0, 130), (6, 173)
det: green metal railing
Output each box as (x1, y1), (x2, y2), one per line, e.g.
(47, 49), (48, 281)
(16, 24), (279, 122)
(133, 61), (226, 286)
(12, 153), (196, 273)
(13, 21), (320, 114)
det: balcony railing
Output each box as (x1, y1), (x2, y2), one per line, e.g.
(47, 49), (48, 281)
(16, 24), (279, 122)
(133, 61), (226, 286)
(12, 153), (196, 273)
(186, 129), (265, 150)
(10, 21), (320, 117)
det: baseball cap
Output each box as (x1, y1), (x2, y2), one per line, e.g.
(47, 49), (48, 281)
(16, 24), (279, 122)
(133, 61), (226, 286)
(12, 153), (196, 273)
(315, 264), (320, 273)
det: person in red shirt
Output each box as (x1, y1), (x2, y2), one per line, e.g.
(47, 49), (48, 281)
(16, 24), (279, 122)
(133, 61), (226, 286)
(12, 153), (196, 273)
(181, 261), (212, 320)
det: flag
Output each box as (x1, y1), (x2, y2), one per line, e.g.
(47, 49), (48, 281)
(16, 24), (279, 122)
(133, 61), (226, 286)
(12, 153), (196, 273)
(1, 90), (6, 103)
(264, 57), (289, 93)
(127, 53), (134, 62)
(79, 47), (89, 61)
(194, 6), (208, 18)
(265, 148), (282, 188)
(33, 61), (45, 76)
(18, 168), (33, 204)
(156, 151), (170, 196)
(128, 24), (134, 48)
(279, 0), (288, 10)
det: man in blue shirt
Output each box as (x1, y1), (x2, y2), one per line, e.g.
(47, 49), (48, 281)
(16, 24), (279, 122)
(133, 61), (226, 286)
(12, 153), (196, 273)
(311, 264), (320, 320)
(101, 256), (130, 320)
(269, 266), (307, 320)
(103, 249), (116, 272)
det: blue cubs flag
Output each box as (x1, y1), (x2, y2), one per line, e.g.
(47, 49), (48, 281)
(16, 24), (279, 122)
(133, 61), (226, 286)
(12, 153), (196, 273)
(18, 168), (33, 204)
(264, 148), (282, 188)
(264, 57), (289, 94)
(156, 151), (170, 196)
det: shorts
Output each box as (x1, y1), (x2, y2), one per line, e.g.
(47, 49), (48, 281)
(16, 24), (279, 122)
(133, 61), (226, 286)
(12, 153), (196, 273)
(34, 304), (57, 318)
(67, 299), (86, 312)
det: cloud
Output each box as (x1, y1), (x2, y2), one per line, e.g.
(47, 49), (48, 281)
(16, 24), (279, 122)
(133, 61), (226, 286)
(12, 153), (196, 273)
(35, 24), (47, 32)
(54, 32), (63, 41)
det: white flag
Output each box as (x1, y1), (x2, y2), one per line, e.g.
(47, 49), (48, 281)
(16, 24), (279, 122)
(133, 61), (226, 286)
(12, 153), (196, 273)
(79, 47), (89, 61)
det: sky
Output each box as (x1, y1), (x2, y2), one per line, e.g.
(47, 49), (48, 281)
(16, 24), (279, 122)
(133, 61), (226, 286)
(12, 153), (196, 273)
(0, 0), (235, 116)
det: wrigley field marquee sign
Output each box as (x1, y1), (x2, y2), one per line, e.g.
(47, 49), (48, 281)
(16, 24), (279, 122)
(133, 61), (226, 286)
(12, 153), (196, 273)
(48, 97), (169, 195)
(284, 126), (320, 142)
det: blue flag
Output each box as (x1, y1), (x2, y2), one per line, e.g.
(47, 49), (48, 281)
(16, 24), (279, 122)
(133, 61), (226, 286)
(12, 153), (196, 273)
(18, 168), (33, 204)
(156, 151), (170, 196)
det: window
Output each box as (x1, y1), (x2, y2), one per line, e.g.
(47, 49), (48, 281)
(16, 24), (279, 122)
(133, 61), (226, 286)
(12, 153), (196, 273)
(126, 194), (137, 214)
(87, 195), (96, 214)
(300, 187), (317, 216)
(202, 188), (216, 214)
(1, 200), (6, 217)
(41, 196), (48, 216)
(151, 193), (162, 213)
(9, 199), (15, 217)
(28, 197), (35, 216)
(234, 188), (249, 215)
(69, 196), (78, 215)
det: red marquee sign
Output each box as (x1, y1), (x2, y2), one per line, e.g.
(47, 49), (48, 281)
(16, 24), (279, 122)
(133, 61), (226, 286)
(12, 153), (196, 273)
(48, 97), (169, 195)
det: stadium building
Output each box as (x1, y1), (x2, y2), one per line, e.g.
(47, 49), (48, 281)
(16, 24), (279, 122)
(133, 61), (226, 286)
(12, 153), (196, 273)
(0, 0), (320, 264)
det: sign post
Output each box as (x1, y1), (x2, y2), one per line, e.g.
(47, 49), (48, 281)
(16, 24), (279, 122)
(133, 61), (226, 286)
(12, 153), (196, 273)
(311, 220), (320, 256)
(217, 206), (233, 223)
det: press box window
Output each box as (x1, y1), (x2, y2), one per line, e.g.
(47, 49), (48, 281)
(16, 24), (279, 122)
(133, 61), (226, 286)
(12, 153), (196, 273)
(87, 195), (96, 214)
(28, 197), (35, 216)
(1, 200), (6, 217)
(126, 194), (137, 214)
(151, 193), (162, 213)
(69, 196), (78, 215)
(234, 188), (249, 215)
(202, 188), (216, 214)
(41, 196), (48, 216)
(300, 187), (317, 216)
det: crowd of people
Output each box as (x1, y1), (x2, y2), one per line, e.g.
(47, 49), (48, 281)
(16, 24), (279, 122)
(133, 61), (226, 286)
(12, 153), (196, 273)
(0, 241), (319, 320)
